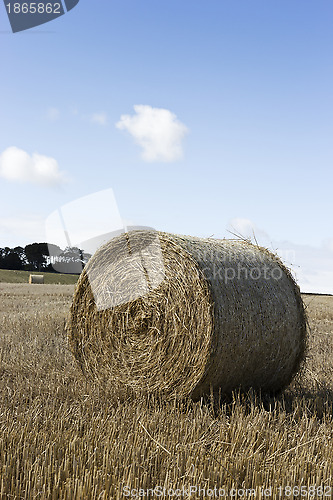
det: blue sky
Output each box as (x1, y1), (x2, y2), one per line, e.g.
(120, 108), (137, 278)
(0, 0), (332, 292)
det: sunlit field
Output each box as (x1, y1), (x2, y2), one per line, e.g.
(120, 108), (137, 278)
(0, 269), (78, 285)
(0, 282), (332, 499)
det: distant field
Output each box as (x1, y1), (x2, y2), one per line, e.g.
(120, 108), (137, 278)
(0, 268), (79, 285)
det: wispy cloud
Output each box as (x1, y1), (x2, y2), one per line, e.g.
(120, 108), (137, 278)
(228, 217), (272, 245)
(0, 147), (67, 187)
(46, 107), (60, 121)
(116, 105), (188, 162)
(323, 238), (333, 252)
(91, 112), (108, 125)
(46, 107), (108, 126)
(0, 214), (46, 247)
(227, 217), (333, 294)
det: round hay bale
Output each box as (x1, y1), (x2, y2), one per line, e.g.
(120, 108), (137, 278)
(67, 230), (307, 399)
(29, 274), (44, 284)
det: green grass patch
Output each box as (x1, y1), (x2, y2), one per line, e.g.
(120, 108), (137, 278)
(0, 268), (79, 285)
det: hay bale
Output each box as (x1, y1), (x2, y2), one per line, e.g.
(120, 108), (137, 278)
(29, 274), (44, 284)
(67, 230), (307, 399)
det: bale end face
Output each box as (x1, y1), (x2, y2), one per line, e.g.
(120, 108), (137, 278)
(29, 274), (44, 284)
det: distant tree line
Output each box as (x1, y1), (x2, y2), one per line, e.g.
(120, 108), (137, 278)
(0, 243), (91, 274)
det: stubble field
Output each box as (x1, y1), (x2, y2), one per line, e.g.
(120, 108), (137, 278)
(0, 283), (332, 499)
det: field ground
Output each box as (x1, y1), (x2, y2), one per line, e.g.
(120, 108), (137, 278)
(0, 268), (79, 285)
(0, 283), (332, 499)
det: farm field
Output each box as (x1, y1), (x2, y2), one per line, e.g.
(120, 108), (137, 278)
(0, 283), (332, 499)
(0, 268), (79, 285)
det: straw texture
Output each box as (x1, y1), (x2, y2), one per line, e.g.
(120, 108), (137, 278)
(67, 231), (307, 399)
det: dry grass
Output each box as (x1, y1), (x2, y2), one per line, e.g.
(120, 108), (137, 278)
(0, 284), (332, 499)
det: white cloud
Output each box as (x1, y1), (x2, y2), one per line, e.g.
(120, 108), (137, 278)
(116, 105), (188, 162)
(46, 107), (108, 125)
(0, 214), (46, 247)
(0, 147), (66, 187)
(228, 217), (270, 243)
(274, 240), (333, 295)
(91, 112), (108, 125)
(70, 106), (79, 116)
(322, 238), (333, 253)
(227, 217), (333, 294)
(46, 107), (60, 121)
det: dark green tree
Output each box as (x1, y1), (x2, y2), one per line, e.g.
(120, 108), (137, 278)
(24, 243), (49, 271)
(0, 247), (23, 270)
